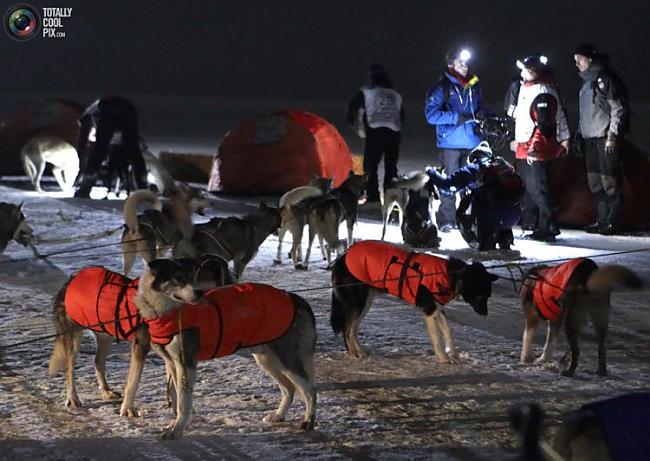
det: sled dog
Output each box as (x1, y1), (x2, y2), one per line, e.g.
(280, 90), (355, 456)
(519, 257), (642, 376)
(330, 240), (498, 363)
(380, 171), (430, 240)
(124, 258), (316, 439)
(21, 136), (79, 193)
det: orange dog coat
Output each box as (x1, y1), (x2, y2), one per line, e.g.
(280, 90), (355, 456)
(345, 240), (456, 306)
(146, 283), (296, 361)
(532, 258), (585, 321)
(64, 267), (141, 340)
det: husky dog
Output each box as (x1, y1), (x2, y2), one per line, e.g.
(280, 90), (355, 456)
(0, 202), (34, 254)
(330, 240), (498, 363)
(121, 183), (210, 276)
(401, 188), (441, 248)
(380, 171), (429, 240)
(520, 258), (642, 376)
(48, 255), (232, 408)
(274, 176), (332, 266)
(192, 201), (281, 280)
(140, 139), (175, 195)
(20, 136), (79, 193)
(126, 258), (317, 439)
(300, 172), (367, 270)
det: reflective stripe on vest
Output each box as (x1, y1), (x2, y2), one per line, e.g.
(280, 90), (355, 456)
(533, 258), (586, 321)
(145, 283), (296, 361)
(64, 267), (141, 341)
(345, 240), (455, 306)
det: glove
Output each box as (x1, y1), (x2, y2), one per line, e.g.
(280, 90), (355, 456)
(605, 132), (618, 155)
(559, 139), (570, 157)
(572, 132), (585, 157)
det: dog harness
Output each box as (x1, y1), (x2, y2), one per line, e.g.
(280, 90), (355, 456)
(531, 258), (586, 321)
(64, 267), (141, 340)
(345, 240), (455, 306)
(146, 283), (296, 361)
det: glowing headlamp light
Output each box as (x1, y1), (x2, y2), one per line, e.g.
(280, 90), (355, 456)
(458, 49), (471, 62)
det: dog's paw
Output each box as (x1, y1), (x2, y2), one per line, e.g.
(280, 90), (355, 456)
(273, 258), (282, 265)
(120, 406), (140, 418)
(560, 368), (575, 378)
(437, 354), (455, 364)
(65, 397), (82, 408)
(294, 264), (307, 271)
(298, 420), (315, 431)
(263, 413), (285, 424)
(348, 350), (368, 360)
(533, 356), (551, 365)
(161, 426), (183, 440)
(596, 367), (608, 377)
(101, 389), (122, 400)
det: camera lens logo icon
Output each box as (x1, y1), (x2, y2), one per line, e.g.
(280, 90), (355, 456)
(4, 4), (40, 41)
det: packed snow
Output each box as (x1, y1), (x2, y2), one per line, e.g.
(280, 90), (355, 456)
(1, 181), (649, 460)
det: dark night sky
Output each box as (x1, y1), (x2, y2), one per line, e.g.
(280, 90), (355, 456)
(2, 0), (650, 104)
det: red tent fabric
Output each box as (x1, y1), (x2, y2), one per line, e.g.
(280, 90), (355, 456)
(0, 100), (81, 176)
(208, 110), (353, 194)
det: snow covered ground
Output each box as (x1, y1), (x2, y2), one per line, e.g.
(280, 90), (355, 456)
(1, 180), (649, 461)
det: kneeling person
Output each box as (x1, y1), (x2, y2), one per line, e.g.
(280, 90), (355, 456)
(427, 142), (524, 250)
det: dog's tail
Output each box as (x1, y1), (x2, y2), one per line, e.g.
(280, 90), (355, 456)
(123, 190), (162, 233)
(48, 336), (67, 374)
(586, 265), (643, 293)
(49, 282), (70, 375)
(391, 171), (430, 191)
(330, 257), (351, 335)
(279, 185), (324, 209)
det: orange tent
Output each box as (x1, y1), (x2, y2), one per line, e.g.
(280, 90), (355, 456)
(0, 100), (81, 176)
(208, 110), (353, 194)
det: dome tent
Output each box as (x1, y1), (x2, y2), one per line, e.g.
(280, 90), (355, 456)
(208, 110), (353, 194)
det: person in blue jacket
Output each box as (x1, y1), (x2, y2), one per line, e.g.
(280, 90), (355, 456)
(426, 142), (524, 251)
(425, 47), (488, 232)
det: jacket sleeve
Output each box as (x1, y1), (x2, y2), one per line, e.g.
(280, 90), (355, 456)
(604, 76), (628, 136)
(428, 164), (479, 192)
(424, 84), (459, 125)
(346, 91), (365, 126)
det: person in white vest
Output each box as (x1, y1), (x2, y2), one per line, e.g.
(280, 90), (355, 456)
(510, 55), (570, 242)
(347, 64), (405, 205)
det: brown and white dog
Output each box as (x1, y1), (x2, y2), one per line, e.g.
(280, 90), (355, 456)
(380, 171), (430, 240)
(519, 257), (642, 376)
(330, 240), (498, 363)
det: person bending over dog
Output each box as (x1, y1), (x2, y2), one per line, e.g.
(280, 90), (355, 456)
(427, 141), (524, 251)
(74, 96), (148, 198)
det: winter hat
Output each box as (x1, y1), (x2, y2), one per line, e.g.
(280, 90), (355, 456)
(369, 63), (386, 77)
(446, 47), (472, 64)
(575, 43), (598, 59)
(516, 55), (549, 73)
(468, 141), (493, 164)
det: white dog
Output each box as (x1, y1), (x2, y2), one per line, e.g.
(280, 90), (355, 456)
(381, 171), (430, 240)
(21, 136), (79, 193)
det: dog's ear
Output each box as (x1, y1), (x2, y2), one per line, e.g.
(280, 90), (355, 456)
(148, 259), (168, 276)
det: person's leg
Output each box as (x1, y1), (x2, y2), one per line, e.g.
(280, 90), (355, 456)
(526, 161), (553, 239)
(362, 129), (382, 203)
(122, 120), (148, 191)
(436, 148), (461, 228)
(516, 159), (538, 230)
(584, 138), (607, 231)
(595, 138), (624, 232)
(382, 129), (400, 193)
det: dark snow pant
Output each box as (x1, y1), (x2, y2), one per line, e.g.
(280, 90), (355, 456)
(515, 159), (539, 229)
(525, 161), (557, 235)
(363, 127), (401, 202)
(436, 148), (470, 227)
(584, 137), (623, 228)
